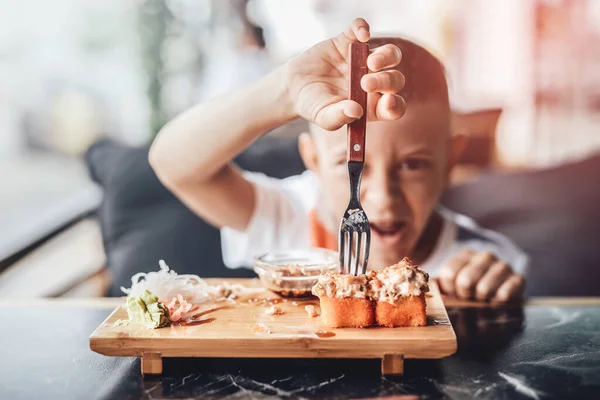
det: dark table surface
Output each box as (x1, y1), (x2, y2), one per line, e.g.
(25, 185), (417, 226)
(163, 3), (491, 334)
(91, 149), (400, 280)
(1, 297), (599, 400)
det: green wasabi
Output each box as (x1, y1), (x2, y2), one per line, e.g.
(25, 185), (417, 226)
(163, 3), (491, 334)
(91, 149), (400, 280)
(126, 289), (170, 329)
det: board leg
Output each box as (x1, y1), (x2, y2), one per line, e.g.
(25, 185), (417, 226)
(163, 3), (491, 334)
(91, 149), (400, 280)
(381, 353), (404, 376)
(141, 352), (163, 375)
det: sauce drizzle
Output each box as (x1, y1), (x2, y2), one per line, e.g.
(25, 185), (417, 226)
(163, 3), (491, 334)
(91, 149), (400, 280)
(175, 317), (216, 327)
(192, 305), (232, 319)
(315, 330), (336, 338)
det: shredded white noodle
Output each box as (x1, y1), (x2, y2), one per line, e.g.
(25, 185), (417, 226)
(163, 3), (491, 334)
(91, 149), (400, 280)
(121, 260), (265, 304)
(120, 260), (214, 304)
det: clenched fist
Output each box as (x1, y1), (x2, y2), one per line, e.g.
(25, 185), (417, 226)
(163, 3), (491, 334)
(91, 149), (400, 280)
(438, 249), (525, 302)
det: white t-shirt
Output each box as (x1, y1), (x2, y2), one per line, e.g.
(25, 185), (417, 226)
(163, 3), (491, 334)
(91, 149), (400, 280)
(221, 171), (528, 276)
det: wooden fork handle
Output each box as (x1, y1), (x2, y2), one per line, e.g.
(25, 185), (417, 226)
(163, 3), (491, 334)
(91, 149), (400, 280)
(347, 42), (369, 163)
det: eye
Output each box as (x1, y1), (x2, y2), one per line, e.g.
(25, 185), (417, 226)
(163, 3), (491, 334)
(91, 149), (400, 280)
(400, 159), (430, 171)
(333, 156), (346, 167)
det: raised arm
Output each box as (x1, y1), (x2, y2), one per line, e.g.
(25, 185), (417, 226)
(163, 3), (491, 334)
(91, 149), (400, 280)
(149, 18), (406, 231)
(149, 67), (294, 231)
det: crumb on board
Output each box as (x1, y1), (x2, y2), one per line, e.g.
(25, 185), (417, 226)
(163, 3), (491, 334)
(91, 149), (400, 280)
(291, 301), (299, 306)
(113, 319), (129, 327)
(265, 305), (284, 316)
(305, 305), (318, 318)
(250, 324), (273, 334)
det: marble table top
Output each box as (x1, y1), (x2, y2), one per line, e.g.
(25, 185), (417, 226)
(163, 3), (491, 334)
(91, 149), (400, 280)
(1, 297), (598, 400)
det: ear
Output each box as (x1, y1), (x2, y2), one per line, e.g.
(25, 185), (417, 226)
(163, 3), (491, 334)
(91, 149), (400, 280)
(446, 133), (468, 174)
(298, 132), (319, 172)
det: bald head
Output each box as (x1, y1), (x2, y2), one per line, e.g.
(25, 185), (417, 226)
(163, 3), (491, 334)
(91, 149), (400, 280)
(368, 37), (449, 106)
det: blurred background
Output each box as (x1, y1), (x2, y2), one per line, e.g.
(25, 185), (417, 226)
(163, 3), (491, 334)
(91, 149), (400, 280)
(1, 0), (599, 298)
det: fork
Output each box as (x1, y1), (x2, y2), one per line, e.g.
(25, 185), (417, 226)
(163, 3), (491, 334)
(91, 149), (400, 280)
(339, 42), (371, 276)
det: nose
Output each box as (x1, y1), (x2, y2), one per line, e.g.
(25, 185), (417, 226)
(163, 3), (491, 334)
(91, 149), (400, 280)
(361, 165), (406, 216)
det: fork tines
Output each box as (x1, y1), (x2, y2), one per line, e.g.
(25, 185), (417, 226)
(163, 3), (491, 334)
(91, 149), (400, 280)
(339, 163), (371, 275)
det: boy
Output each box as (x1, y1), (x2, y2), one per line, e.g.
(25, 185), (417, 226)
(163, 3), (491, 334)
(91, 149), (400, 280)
(150, 19), (527, 302)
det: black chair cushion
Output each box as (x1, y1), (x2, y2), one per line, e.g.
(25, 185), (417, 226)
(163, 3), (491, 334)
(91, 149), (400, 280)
(85, 136), (305, 296)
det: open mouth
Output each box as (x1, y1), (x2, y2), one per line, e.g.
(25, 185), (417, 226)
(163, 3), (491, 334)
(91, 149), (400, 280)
(370, 221), (407, 244)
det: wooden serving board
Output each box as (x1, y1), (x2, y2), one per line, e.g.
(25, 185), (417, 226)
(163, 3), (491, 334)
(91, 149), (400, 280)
(90, 279), (456, 375)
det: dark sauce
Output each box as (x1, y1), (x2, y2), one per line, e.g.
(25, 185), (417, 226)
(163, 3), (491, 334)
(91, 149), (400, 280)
(178, 317), (215, 327)
(191, 305), (232, 319)
(315, 330), (336, 338)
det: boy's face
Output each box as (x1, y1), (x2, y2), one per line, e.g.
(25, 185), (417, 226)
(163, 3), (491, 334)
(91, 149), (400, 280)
(300, 102), (459, 269)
